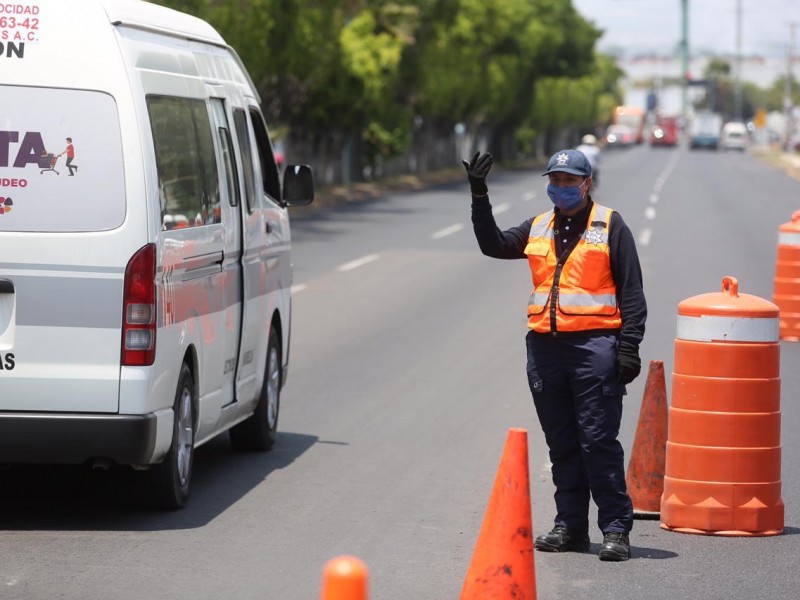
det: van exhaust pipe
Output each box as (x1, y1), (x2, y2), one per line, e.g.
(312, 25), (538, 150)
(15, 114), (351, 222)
(91, 458), (112, 473)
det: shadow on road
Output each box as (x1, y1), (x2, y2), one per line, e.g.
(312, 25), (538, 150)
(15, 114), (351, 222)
(0, 431), (317, 532)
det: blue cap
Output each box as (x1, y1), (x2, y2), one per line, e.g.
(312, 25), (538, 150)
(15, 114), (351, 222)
(542, 149), (592, 177)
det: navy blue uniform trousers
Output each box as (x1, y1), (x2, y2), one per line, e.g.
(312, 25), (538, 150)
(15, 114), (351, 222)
(525, 331), (633, 534)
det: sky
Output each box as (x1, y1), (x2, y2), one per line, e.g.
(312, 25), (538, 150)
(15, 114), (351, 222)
(572, 0), (800, 58)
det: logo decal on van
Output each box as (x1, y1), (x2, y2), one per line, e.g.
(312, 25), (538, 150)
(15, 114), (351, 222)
(0, 41), (25, 58)
(0, 196), (12, 214)
(0, 353), (15, 370)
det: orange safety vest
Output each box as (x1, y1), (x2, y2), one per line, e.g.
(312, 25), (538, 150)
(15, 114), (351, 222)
(524, 203), (622, 333)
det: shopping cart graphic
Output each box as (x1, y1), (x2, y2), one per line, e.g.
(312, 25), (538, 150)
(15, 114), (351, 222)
(38, 153), (59, 175)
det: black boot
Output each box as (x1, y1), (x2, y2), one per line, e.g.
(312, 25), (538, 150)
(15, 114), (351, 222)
(534, 526), (590, 553)
(598, 532), (631, 561)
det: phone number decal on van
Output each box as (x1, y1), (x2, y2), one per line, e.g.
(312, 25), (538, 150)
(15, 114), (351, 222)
(0, 3), (39, 50)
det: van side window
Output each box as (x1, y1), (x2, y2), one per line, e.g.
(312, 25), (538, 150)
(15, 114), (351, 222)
(211, 99), (240, 208)
(249, 108), (282, 202)
(233, 109), (256, 212)
(147, 96), (220, 230)
(217, 128), (239, 208)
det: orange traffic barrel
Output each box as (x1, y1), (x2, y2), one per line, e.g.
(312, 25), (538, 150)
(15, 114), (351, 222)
(773, 210), (800, 341)
(661, 276), (784, 536)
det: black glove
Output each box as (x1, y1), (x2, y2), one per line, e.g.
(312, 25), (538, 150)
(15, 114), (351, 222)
(461, 151), (493, 196)
(616, 342), (641, 385)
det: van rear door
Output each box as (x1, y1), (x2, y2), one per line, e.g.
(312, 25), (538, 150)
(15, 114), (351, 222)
(0, 85), (128, 413)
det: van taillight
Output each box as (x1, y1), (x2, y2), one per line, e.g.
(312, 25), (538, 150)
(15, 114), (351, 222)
(122, 243), (156, 366)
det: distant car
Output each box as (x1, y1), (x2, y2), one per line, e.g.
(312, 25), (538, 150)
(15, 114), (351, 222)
(720, 121), (748, 151)
(650, 116), (679, 147)
(604, 124), (635, 148)
(689, 112), (723, 150)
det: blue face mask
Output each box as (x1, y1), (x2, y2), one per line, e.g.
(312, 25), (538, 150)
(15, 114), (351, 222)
(547, 181), (586, 211)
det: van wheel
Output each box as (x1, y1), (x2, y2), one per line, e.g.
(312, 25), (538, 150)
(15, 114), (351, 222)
(230, 328), (280, 452)
(139, 363), (195, 509)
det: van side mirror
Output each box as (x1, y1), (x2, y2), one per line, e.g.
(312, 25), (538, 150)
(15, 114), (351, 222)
(282, 164), (314, 207)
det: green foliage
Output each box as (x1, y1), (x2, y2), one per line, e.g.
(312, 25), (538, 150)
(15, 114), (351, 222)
(150, 0), (619, 169)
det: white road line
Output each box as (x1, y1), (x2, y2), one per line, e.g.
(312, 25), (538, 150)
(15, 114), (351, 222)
(337, 254), (380, 272)
(291, 284), (307, 294)
(493, 202), (511, 214)
(641, 150), (681, 245)
(431, 223), (464, 239)
(522, 191), (537, 202)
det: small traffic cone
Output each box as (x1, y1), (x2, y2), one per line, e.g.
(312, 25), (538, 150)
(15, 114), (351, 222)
(625, 360), (668, 519)
(460, 428), (536, 600)
(320, 555), (369, 600)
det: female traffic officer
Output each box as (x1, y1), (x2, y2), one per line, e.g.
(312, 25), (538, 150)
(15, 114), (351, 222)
(462, 149), (646, 562)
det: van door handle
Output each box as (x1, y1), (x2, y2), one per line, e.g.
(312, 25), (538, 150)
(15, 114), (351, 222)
(0, 279), (13, 294)
(265, 220), (274, 234)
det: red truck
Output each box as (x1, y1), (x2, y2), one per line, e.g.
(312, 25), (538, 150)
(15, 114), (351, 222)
(650, 115), (679, 147)
(612, 106), (646, 144)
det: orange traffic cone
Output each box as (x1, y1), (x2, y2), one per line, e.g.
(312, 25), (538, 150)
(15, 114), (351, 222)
(320, 555), (369, 600)
(625, 360), (668, 518)
(460, 428), (536, 600)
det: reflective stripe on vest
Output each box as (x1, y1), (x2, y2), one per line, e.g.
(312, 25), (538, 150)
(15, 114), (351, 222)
(524, 203), (621, 333)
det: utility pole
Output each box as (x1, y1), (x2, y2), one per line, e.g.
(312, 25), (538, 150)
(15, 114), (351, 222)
(680, 0), (689, 121)
(785, 23), (797, 151)
(734, 0), (743, 121)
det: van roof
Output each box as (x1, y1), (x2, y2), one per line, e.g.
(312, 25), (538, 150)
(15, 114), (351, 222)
(2, 1), (250, 98)
(101, 0), (225, 46)
(722, 121), (748, 131)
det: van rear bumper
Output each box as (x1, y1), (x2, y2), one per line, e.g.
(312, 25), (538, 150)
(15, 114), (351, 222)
(0, 412), (158, 465)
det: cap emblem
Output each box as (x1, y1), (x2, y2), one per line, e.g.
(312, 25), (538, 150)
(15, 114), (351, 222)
(556, 153), (570, 166)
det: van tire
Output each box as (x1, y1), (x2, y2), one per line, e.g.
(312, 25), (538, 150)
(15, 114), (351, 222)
(139, 363), (195, 509)
(229, 328), (280, 452)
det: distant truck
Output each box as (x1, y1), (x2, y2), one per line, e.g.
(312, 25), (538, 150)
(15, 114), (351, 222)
(689, 112), (723, 150)
(650, 115), (679, 147)
(612, 106), (647, 144)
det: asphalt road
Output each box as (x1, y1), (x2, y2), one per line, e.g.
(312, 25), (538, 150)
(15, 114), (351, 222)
(1, 143), (799, 600)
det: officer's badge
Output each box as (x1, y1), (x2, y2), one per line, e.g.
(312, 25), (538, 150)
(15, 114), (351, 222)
(585, 227), (604, 245)
(556, 153), (569, 166)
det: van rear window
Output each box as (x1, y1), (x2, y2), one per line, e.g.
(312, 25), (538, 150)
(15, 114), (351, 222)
(0, 85), (126, 233)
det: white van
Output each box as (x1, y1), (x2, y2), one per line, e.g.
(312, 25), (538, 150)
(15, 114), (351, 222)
(0, 0), (314, 508)
(720, 121), (749, 151)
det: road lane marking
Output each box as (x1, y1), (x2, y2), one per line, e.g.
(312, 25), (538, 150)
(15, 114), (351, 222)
(291, 284), (307, 294)
(493, 202), (511, 214)
(522, 191), (537, 202)
(641, 150), (681, 246)
(337, 254), (380, 272)
(431, 223), (464, 239)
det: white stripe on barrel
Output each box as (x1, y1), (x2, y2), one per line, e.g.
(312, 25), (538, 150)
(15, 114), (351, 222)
(676, 314), (780, 342)
(778, 232), (800, 246)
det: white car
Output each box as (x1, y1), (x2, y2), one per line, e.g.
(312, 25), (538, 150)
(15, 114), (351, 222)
(720, 122), (748, 151)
